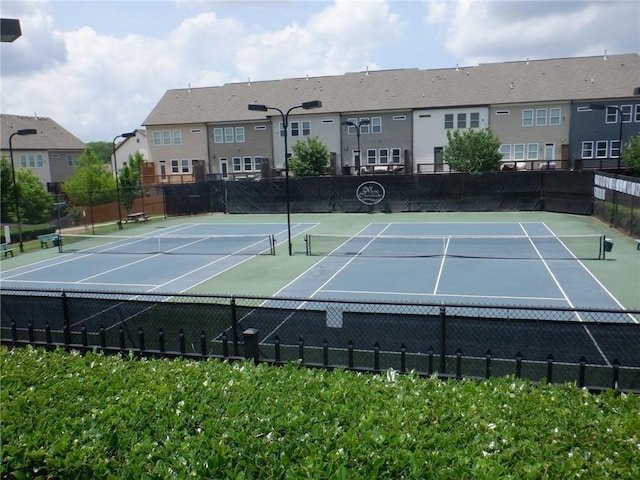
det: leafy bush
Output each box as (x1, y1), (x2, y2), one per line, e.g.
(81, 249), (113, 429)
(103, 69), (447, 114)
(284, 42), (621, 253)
(2, 347), (639, 479)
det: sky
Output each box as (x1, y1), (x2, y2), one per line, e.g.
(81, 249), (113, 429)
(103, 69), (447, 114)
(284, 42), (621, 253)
(1, 0), (639, 143)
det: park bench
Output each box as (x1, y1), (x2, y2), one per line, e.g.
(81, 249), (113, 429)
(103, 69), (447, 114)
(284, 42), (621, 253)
(37, 233), (59, 248)
(124, 212), (149, 223)
(1, 243), (15, 257)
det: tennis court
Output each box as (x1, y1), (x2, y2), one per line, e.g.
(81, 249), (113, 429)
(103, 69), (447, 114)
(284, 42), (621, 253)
(0, 222), (317, 293)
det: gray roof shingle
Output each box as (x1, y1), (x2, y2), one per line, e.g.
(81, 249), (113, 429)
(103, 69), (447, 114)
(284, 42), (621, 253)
(0, 114), (86, 150)
(144, 53), (640, 126)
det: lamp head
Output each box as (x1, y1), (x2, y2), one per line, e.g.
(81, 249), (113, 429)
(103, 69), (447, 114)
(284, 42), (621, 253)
(17, 128), (37, 135)
(248, 104), (268, 112)
(301, 100), (322, 110)
(121, 131), (136, 138)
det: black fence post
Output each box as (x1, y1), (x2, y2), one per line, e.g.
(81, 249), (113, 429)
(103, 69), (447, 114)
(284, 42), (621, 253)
(400, 343), (407, 373)
(578, 356), (586, 388)
(179, 329), (186, 355)
(221, 332), (229, 358)
(612, 359), (620, 390)
(230, 297), (239, 356)
(298, 336), (305, 364)
(62, 291), (71, 345)
(45, 322), (52, 349)
(138, 328), (145, 355)
(28, 322), (34, 344)
(274, 336), (281, 364)
(373, 342), (380, 373)
(455, 348), (462, 379)
(485, 349), (492, 379)
(158, 329), (165, 355)
(515, 352), (523, 378)
(81, 324), (88, 350)
(347, 340), (354, 369)
(427, 346), (434, 375)
(243, 328), (260, 365)
(200, 331), (207, 357)
(322, 338), (329, 367)
(439, 305), (447, 374)
(119, 326), (125, 353)
(11, 321), (17, 342)
(546, 354), (554, 384)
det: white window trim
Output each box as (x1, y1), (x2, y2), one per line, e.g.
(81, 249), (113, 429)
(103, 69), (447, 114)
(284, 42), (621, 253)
(581, 141), (594, 159)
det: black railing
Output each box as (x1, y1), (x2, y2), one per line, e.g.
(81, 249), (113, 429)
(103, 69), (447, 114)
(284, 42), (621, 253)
(1, 288), (639, 392)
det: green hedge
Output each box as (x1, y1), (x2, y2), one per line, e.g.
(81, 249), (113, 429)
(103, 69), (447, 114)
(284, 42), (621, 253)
(1, 347), (639, 479)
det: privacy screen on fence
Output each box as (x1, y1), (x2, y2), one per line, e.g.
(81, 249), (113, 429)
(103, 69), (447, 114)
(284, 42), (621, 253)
(165, 170), (595, 216)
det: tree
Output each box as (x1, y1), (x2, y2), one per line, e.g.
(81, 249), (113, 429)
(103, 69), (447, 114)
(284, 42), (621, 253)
(623, 133), (640, 174)
(288, 136), (331, 177)
(0, 155), (52, 224)
(1, 155), (13, 223)
(119, 151), (145, 213)
(87, 141), (113, 164)
(442, 128), (503, 173)
(63, 148), (116, 205)
(12, 169), (54, 224)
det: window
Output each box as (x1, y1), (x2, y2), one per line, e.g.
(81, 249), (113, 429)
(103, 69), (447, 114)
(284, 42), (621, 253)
(36, 155), (44, 167)
(224, 127), (234, 143)
(170, 159), (179, 173)
(549, 108), (561, 125)
(595, 141), (608, 158)
(162, 131), (172, 145)
(470, 112), (480, 128)
(290, 122), (299, 137)
(243, 156), (253, 171)
(20, 154), (27, 168)
(621, 105), (632, 123)
(232, 157), (241, 172)
(535, 109), (547, 126)
(366, 149), (376, 164)
(500, 144), (511, 160)
(152, 131), (162, 145)
(359, 119), (370, 134)
(514, 144), (525, 160)
(391, 148), (401, 164)
(321, 119), (334, 124)
(496, 110), (510, 115)
(67, 154), (74, 167)
(191, 128), (202, 134)
(635, 105), (640, 122)
(346, 118), (357, 135)
(254, 125), (267, 131)
(254, 156), (263, 171)
(527, 143), (538, 160)
(279, 122), (285, 137)
(302, 121), (310, 136)
(444, 113), (454, 129)
(180, 159), (189, 173)
(214, 128), (224, 143)
(235, 127), (245, 143)
(457, 113), (467, 129)
(392, 115), (406, 121)
(379, 148), (389, 164)
(581, 141), (593, 158)
(610, 140), (620, 158)
(605, 107), (618, 124)
(371, 117), (382, 134)
(522, 110), (533, 127)
(172, 130), (182, 145)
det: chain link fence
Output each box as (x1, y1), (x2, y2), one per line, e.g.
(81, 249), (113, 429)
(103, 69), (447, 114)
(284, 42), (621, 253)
(593, 172), (640, 238)
(2, 288), (639, 392)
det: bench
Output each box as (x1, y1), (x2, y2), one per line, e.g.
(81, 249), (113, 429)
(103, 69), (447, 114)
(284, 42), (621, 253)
(1, 243), (14, 258)
(124, 212), (149, 223)
(37, 233), (59, 248)
(636, 239), (640, 250)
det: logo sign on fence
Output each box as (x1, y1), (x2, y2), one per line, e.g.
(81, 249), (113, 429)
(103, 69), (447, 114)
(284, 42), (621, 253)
(356, 181), (385, 205)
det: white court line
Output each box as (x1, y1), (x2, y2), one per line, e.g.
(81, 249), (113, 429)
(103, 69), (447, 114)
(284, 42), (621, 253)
(432, 237), (450, 295)
(321, 289), (566, 302)
(519, 222), (611, 366)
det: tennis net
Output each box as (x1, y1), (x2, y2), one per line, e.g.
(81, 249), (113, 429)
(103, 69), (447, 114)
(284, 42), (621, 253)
(304, 233), (607, 260)
(59, 233), (277, 256)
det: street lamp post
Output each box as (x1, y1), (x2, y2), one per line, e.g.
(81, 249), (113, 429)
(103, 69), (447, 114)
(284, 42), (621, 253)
(9, 128), (37, 252)
(112, 131), (137, 229)
(345, 119), (370, 173)
(248, 100), (322, 255)
(589, 104), (625, 173)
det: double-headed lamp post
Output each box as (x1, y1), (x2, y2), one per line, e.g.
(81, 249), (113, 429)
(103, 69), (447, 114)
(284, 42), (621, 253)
(248, 100), (322, 255)
(9, 128), (37, 252)
(589, 104), (624, 173)
(344, 118), (370, 172)
(112, 131), (137, 229)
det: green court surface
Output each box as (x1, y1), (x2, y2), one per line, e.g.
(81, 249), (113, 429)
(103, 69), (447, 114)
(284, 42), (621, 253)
(1, 211), (638, 310)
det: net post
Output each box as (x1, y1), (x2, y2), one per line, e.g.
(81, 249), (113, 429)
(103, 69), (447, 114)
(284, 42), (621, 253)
(305, 235), (310, 255)
(439, 305), (447, 375)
